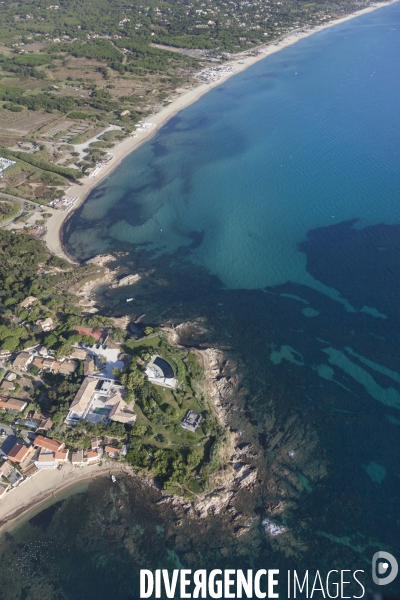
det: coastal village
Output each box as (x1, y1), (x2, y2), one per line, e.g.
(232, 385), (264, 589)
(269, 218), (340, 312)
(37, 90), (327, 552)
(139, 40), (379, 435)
(0, 283), (206, 501)
(0, 231), (260, 541)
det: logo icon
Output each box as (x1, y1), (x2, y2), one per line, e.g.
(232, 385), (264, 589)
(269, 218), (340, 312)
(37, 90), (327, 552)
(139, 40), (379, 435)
(372, 551), (398, 586)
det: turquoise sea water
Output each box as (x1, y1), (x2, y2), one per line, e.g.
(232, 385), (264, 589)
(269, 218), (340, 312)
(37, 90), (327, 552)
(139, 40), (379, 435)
(66, 4), (400, 301)
(2, 5), (400, 599)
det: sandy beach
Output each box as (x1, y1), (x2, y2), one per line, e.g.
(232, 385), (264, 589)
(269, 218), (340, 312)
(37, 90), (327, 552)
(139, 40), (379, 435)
(0, 462), (132, 537)
(44, 0), (397, 262)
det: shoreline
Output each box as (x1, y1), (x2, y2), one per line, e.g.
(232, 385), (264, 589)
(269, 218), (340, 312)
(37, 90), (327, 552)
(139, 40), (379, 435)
(0, 330), (242, 536)
(0, 462), (132, 537)
(44, 0), (397, 263)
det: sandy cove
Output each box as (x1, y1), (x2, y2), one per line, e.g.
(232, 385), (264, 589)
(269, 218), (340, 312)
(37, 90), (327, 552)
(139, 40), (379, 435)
(44, 0), (397, 263)
(0, 462), (134, 537)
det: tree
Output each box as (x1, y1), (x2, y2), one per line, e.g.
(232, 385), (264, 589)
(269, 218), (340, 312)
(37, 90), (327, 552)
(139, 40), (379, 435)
(51, 410), (67, 424)
(82, 335), (96, 346)
(16, 309), (28, 321)
(120, 366), (145, 391)
(132, 424), (147, 437)
(1, 337), (19, 352)
(151, 449), (171, 478)
(143, 327), (154, 336)
(44, 333), (58, 348)
(97, 354), (107, 366)
(55, 342), (72, 359)
(112, 328), (126, 343)
(126, 444), (149, 469)
(3, 298), (16, 307)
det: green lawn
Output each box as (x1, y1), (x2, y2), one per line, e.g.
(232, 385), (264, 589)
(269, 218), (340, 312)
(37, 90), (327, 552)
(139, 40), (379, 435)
(0, 200), (20, 223)
(122, 334), (161, 355)
(123, 333), (219, 493)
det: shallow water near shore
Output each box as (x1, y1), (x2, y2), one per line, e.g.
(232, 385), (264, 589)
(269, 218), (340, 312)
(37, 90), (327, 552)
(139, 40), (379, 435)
(2, 4), (400, 599)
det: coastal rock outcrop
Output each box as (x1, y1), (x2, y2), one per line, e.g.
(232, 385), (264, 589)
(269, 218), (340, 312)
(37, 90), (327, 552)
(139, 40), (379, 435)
(85, 253), (116, 266)
(109, 273), (141, 288)
(157, 325), (261, 534)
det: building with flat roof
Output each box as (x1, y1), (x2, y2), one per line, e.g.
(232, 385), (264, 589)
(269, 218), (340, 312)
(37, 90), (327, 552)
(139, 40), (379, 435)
(70, 450), (84, 465)
(180, 410), (202, 433)
(145, 355), (177, 389)
(35, 450), (56, 469)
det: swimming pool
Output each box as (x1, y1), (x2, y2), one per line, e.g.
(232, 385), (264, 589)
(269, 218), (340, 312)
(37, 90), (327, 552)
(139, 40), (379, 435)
(93, 407), (111, 416)
(153, 357), (174, 379)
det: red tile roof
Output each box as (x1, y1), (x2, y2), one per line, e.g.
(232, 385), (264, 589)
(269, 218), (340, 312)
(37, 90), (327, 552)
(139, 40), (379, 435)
(73, 327), (103, 342)
(34, 435), (64, 452)
(105, 445), (120, 455)
(0, 398), (27, 411)
(86, 450), (99, 459)
(55, 449), (69, 460)
(38, 418), (53, 431)
(6, 398), (27, 411)
(8, 443), (31, 463)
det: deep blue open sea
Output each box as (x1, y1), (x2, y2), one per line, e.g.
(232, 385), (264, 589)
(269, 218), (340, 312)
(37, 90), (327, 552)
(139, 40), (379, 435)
(2, 4), (400, 598)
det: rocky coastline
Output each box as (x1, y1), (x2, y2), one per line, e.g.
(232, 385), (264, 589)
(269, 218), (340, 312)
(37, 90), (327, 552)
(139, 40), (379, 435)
(157, 323), (261, 537)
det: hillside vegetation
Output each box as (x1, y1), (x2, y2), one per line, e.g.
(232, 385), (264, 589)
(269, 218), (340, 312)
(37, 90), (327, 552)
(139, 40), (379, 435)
(0, 0), (378, 200)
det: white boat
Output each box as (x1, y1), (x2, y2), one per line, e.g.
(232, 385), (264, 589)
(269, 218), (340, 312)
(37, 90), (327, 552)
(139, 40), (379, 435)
(126, 298), (134, 303)
(111, 475), (116, 483)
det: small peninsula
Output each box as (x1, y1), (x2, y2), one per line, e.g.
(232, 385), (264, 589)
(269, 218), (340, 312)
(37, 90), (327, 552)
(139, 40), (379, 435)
(0, 229), (234, 532)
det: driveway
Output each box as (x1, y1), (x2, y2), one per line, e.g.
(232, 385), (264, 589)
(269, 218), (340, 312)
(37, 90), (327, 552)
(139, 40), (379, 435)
(85, 345), (124, 379)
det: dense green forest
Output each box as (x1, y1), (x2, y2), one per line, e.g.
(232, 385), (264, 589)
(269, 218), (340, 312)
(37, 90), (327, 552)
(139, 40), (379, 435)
(0, 0), (373, 52)
(0, 0), (374, 122)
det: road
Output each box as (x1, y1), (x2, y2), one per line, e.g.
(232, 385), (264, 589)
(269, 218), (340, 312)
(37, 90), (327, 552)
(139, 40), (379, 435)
(72, 124), (122, 160)
(0, 424), (15, 437)
(0, 192), (43, 227)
